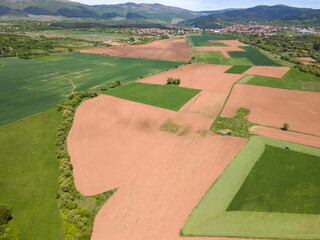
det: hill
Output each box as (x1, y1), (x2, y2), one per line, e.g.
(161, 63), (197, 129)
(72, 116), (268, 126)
(182, 5), (320, 28)
(0, 0), (204, 24)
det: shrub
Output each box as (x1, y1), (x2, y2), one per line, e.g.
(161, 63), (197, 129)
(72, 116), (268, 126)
(58, 193), (73, 207)
(110, 80), (121, 88)
(67, 201), (77, 210)
(282, 123), (289, 131)
(167, 77), (180, 85)
(167, 77), (174, 84)
(79, 208), (91, 218)
(66, 210), (81, 224)
(0, 204), (11, 225)
(173, 78), (180, 85)
(101, 85), (107, 91)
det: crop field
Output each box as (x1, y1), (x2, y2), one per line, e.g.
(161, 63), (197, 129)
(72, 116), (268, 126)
(194, 51), (253, 65)
(194, 46), (283, 67)
(240, 68), (320, 92)
(228, 145), (320, 214)
(228, 47), (282, 66)
(181, 136), (320, 239)
(187, 35), (230, 47)
(106, 82), (201, 111)
(225, 65), (252, 74)
(0, 53), (184, 125)
(0, 109), (63, 240)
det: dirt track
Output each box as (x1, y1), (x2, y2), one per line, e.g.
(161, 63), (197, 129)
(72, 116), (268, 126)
(250, 126), (320, 148)
(244, 66), (290, 78)
(221, 84), (320, 136)
(68, 95), (247, 240)
(79, 39), (191, 61)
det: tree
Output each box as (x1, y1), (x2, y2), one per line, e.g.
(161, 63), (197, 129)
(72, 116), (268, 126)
(110, 80), (121, 88)
(0, 204), (12, 225)
(101, 85), (107, 91)
(314, 42), (320, 51)
(282, 123), (289, 131)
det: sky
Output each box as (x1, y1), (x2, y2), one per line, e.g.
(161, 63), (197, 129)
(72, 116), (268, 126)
(75, 0), (320, 11)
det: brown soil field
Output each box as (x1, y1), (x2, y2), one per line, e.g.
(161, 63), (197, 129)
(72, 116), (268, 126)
(138, 63), (243, 91)
(194, 40), (247, 58)
(244, 66), (290, 78)
(193, 46), (244, 59)
(138, 63), (244, 122)
(221, 84), (320, 136)
(297, 57), (317, 62)
(79, 39), (191, 61)
(68, 94), (247, 240)
(209, 40), (248, 47)
(250, 126), (320, 148)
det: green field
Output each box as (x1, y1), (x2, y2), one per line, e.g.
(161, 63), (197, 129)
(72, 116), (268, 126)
(225, 65), (251, 74)
(187, 35), (230, 47)
(106, 82), (201, 111)
(194, 51), (253, 66)
(0, 53), (184, 125)
(241, 68), (320, 92)
(181, 136), (320, 239)
(0, 109), (64, 240)
(228, 47), (282, 66)
(228, 145), (320, 214)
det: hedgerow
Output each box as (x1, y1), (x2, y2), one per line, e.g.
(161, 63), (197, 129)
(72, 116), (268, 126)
(56, 91), (116, 240)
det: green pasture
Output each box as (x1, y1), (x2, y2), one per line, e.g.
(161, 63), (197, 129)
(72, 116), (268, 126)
(228, 145), (320, 214)
(241, 68), (320, 92)
(194, 46), (282, 67)
(106, 82), (200, 111)
(194, 51), (253, 66)
(187, 35), (231, 47)
(181, 136), (320, 239)
(225, 65), (251, 74)
(0, 53), (184, 125)
(228, 47), (282, 66)
(0, 109), (64, 240)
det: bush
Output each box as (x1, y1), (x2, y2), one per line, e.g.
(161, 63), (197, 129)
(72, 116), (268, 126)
(67, 201), (77, 210)
(282, 123), (289, 131)
(101, 85), (107, 91)
(167, 77), (180, 85)
(0, 204), (12, 225)
(79, 208), (91, 218)
(110, 80), (121, 88)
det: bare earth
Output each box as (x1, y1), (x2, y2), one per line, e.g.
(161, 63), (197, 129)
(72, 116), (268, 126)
(209, 40), (248, 47)
(68, 94), (247, 240)
(79, 39), (191, 61)
(194, 40), (248, 58)
(221, 84), (320, 136)
(244, 66), (290, 78)
(250, 126), (320, 148)
(297, 57), (317, 62)
(139, 63), (244, 121)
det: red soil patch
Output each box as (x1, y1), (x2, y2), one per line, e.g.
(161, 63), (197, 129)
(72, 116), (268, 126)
(68, 95), (247, 240)
(139, 63), (243, 91)
(221, 84), (320, 136)
(194, 40), (247, 59)
(297, 57), (317, 62)
(250, 126), (320, 148)
(79, 38), (191, 61)
(209, 40), (248, 47)
(244, 66), (290, 78)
